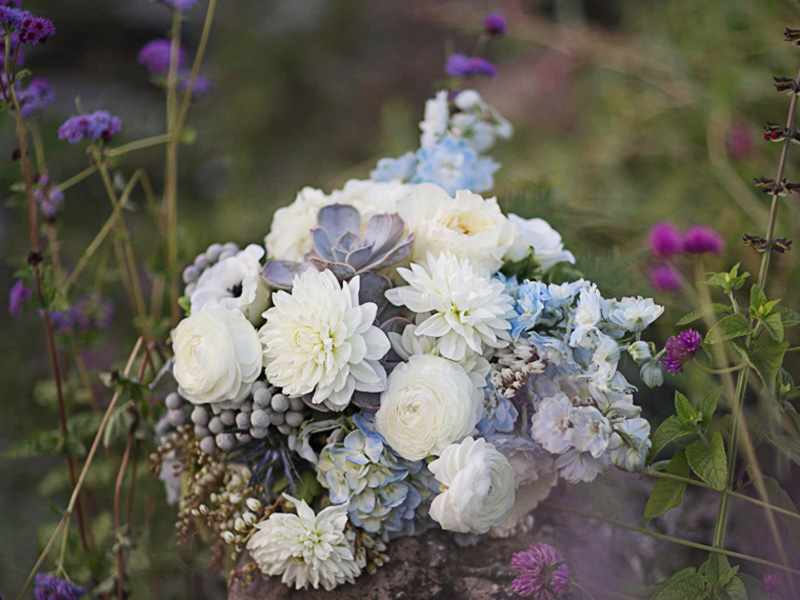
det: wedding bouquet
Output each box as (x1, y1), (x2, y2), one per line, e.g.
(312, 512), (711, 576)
(157, 20), (664, 591)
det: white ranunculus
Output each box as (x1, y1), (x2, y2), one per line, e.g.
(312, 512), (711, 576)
(428, 437), (516, 534)
(329, 179), (411, 220)
(397, 183), (517, 273)
(375, 354), (482, 461)
(265, 187), (330, 262)
(172, 306), (262, 405)
(260, 269), (390, 411)
(190, 244), (270, 324)
(505, 214), (575, 270)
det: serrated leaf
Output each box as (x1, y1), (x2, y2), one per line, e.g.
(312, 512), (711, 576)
(686, 432), (727, 491)
(675, 303), (732, 327)
(649, 416), (696, 460)
(723, 576), (748, 600)
(644, 450), (689, 519)
(742, 339), (789, 393)
(750, 283), (769, 312)
(651, 570), (706, 600)
(1, 429), (64, 458)
(697, 387), (722, 430)
(706, 313), (750, 344)
(759, 310), (785, 342)
(675, 392), (697, 426)
(776, 305), (800, 328)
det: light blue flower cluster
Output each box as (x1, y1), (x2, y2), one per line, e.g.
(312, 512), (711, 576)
(493, 275), (663, 484)
(316, 414), (423, 539)
(370, 89), (510, 196)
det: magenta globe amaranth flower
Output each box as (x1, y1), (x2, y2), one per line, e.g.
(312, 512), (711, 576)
(761, 573), (781, 593)
(683, 225), (724, 254)
(33, 573), (86, 600)
(648, 222), (683, 258)
(663, 329), (702, 375)
(511, 542), (571, 599)
(649, 263), (681, 293)
(483, 13), (508, 36)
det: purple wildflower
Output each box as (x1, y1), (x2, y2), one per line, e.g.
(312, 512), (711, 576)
(0, 6), (28, 28)
(648, 222), (683, 258)
(663, 329), (702, 375)
(137, 39), (187, 75)
(58, 111), (121, 144)
(511, 543), (571, 599)
(49, 294), (114, 334)
(483, 13), (508, 36)
(177, 74), (212, 96)
(0, 32), (24, 69)
(649, 263), (682, 293)
(17, 77), (54, 118)
(445, 54), (498, 79)
(33, 175), (64, 219)
(9, 278), (32, 317)
(761, 573), (781, 593)
(149, 0), (200, 12)
(683, 225), (724, 255)
(17, 14), (55, 45)
(34, 574), (86, 600)
(0, 0), (22, 7)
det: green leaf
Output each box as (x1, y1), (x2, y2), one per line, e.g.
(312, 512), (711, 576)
(706, 263), (749, 294)
(723, 576), (748, 600)
(767, 434), (800, 467)
(651, 568), (706, 600)
(697, 387), (722, 430)
(675, 303), (731, 327)
(644, 450), (690, 519)
(675, 392), (699, 426)
(749, 283), (769, 313)
(1, 429), (64, 458)
(294, 471), (323, 505)
(500, 249), (541, 282)
(685, 432), (728, 491)
(759, 310), (784, 342)
(706, 313), (750, 344)
(649, 416), (696, 460)
(759, 475), (800, 551)
(776, 305), (800, 328)
(738, 573), (767, 600)
(741, 339), (789, 393)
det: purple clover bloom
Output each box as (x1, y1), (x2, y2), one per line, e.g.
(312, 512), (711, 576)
(648, 222), (683, 258)
(649, 263), (681, 293)
(9, 278), (32, 317)
(445, 53), (497, 78)
(138, 39), (187, 75)
(663, 329), (702, 375)
(511, 543), (571, 599)
(17, 77), (54, 118)
(58, 111), (121, 144)
(34, 574), (86, 600)
(683, 225), (724, 254)
(34, 175), (64, 219)
(483, 13), (508, 36)
(18, 14), (55, 45)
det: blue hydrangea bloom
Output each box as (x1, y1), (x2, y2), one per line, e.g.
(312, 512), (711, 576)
(411, 134), (499, 195)
(370, 151), (416, 182)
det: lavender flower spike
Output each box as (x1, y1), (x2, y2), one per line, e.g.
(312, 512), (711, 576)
(34, 573), (86, 600)
(511, 542), (571, 599)
(662, 329), (702, 375)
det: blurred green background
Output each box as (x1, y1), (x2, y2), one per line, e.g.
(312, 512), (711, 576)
(2, 0), (800, 596)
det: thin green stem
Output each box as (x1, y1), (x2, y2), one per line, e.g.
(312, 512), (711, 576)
(106, 133), (171, 158)
(175, 0), (218, 133)
(541, 502), (800, 576)
(164, 8), (182, 325)
(55, 164), (97, 192)
(690, 359), (746, 375)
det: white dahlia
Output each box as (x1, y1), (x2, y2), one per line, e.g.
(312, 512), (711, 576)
(246, 495), (361, 591)
(385, 252), (514, 361)
(260, 269), (390, 411)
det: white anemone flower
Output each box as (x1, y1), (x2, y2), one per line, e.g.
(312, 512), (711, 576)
(385, 252), (513, 361)
(246, 495), (361, 591)
(260, 269), (390, 411)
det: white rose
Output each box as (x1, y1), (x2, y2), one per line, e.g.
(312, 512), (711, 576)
(398, 183), (517, 273)
(172, 306), (262, 405)
(190, 244), (270, 324)
(265, 187), (329, 262)
(375, 354), (482, 461)
(428, 436), (516, 534)
(505, 214), (575, 270)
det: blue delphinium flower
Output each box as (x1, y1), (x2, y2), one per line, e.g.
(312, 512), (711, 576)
(411, 134), (498, 195)
(34, 573), (86, 600)
(316, 421), (422, 539)
(477, 385), (519, 436)
(58, 111), (121, 144)
(370, 151), (416, 183)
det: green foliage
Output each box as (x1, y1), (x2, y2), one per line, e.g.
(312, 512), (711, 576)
(685, 433), (728, 491)
(499, 249), (541, 282)
(705, 313), (751, 345)
(737, 339), (789, 394)
(644, 450), (689, 519)
(676, 303), (732, 327)
(648, 556), (749, 600)
(705, 264), (749, 296)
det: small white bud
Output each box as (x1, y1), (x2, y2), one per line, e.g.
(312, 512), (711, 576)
(641, 361), (664, 388)
(234, 517), (246, 532)
(242, 511), (257, 526)
(628, 341), (652, 363)
(229, 493), (242, 505)
(221, 531), (235, 544)
(246, 498), (262, 512)
(198, 504), (209, 515)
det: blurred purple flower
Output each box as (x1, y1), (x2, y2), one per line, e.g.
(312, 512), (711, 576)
(150, 0), (201, 12)
(445, 54), (497, 79)
(58, 111), (121, 144)
(18, 14), (55, 45)
(663, 329), (702, 375)
(0, 6), (28, 28)
(9, 278), (32, 317)
(34, 175), (64, 219)
(511, 543), (571, 599)
(648, 222), (683, 258)
(483, 13), (508, 36)
(0, 0), (22, 7)
(762, 573), (781, 593)
(34, 574), (86, 600)
(0, 32), (24, 70)
(683, 225), (724, 255)
(727, 122), (754, 161)
(17, 77), (53, 118)
(178, 74), (212, 96)
(649, 263), (681, 293)
(49, 294), (114, 334)
(138, 39), (187, 76)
